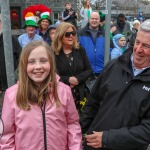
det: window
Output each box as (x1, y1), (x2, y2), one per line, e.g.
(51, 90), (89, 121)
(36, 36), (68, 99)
(10, 7), (21, 29)
(53, 12), (59, 24)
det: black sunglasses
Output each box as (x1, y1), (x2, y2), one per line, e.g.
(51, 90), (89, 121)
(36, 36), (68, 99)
(65, 31), (76, 38)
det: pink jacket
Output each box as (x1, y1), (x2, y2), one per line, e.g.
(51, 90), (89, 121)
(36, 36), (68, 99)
(0, 80), (82, 150)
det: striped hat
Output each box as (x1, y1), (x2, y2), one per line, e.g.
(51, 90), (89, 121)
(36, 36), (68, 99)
(38, 12), (51, 24)
(23, 12), (38, 28)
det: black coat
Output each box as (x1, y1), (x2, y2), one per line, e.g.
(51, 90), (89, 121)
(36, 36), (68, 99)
(128, 28), (138, 48)
(81, 49), (150, 150)
(55, 47), (92, 100)
(0, 34), (21, 91)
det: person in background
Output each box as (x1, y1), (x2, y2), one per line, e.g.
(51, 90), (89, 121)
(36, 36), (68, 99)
(99, 11), (116, 40)
(35, 12), (51, 44)
(52, 22), (92, 114)
(0, 41), (82, 150)
(18, 12), (43, 48)
(55, 16), (63, 26)
(80, 19), (150, 150)
(48, 24), (57, 46)
(62, 2), (77, 28)
(0, 13), (21, 92)
(111, 34), (127, 59)
(128, 20), (140, 48)
(35, 10), (41, 23)
(80, 0), (92, 28)
(111, 13), (131, 41)
(78, 11), (111, 76)
(137, 12), (145, 23)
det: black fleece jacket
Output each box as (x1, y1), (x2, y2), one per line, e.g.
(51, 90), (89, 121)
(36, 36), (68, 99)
(81, 48), (150, 150)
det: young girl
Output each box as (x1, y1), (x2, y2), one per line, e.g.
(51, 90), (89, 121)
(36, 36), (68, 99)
(0, 41), (82, 150)
(111, 34), (127, 59)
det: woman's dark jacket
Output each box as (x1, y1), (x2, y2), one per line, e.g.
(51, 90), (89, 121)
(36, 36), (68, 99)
(81, 48), (150, 150)
(55, 46), (92, 100)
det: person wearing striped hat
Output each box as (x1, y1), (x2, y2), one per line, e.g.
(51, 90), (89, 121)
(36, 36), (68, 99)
(35, 12), (51, 44)
(18, 12), (43, 48)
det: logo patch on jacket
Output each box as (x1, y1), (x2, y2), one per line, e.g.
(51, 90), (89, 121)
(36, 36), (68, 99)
(143, 85), (150, 92)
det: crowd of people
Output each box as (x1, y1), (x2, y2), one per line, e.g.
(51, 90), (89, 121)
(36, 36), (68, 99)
(0, 1), (150, 150)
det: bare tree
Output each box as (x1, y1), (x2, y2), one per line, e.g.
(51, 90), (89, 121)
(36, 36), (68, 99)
(91, 0), (106, 10)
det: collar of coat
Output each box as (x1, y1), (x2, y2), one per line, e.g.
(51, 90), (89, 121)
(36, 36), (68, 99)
(117, 48), (150, 82)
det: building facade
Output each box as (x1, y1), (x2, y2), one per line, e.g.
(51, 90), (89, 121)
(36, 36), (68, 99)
(9, 0), (77, 29)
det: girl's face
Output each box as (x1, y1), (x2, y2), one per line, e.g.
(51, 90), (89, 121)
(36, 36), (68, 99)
(40, 19), (50, 30)
(27, 46), (50, 85)
(118, 36), (126, 47)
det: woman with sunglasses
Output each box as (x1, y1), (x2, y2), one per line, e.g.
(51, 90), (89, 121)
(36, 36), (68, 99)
(52, 22), (92, 114)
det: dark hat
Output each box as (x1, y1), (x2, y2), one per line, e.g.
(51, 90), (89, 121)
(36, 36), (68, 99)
(99, 11), (105, 22)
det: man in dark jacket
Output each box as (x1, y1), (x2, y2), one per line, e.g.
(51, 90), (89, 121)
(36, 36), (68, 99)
(62, 2), (77, 28)
(0, 14), (21, 92)
(80, 19), (150, 150)
(111, 13), (131, 42)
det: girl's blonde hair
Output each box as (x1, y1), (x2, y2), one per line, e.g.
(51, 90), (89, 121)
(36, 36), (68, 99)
(16, 41), (60, 110)
(52, 22), (79, 55)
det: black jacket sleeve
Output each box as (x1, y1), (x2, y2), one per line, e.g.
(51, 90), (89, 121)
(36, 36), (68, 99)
(80, 59), (117, 134)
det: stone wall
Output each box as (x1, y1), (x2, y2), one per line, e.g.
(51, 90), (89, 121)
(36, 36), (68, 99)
(9, 0), (77, 32)
(10, 0), (77, 14)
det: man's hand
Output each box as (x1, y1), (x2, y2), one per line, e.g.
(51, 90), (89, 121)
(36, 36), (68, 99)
(69, 11), (73, 15)
(86, 131), (103, 148)
(110, 26), (117, 33)
(69, 76), (78, 85)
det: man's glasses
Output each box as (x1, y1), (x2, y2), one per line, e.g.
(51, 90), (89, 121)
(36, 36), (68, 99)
(65, 31), (76, 38)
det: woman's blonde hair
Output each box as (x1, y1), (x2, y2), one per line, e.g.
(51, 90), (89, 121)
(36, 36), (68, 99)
(52, 22), (79, 55)
(83, 0), (90, 9)
(16, 41), (60, 110)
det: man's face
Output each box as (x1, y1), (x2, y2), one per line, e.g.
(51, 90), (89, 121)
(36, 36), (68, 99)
(133, 30), (150, 69)
(117, 17), (125, 24)
(89, 12), (100, 29)
(26, 26), (36, 36)
(66, 4), (71, 10)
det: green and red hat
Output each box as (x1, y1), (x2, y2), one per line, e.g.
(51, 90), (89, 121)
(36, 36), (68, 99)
(38, 12), (51, 24)
(23, 12), (38, 29)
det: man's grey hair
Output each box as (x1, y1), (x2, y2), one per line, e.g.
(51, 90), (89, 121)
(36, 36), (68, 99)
(139, 19), (150, 32)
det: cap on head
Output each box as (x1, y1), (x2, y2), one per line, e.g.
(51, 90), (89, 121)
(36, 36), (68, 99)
(48, 24), (57, 31)
(23, 12), (38, 29)
(99, 11), (105, 22)
(38, 12), (51, 24)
